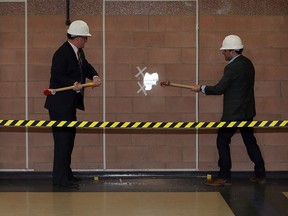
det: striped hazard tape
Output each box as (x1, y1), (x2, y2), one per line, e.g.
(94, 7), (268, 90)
(0, 119), (287, 129)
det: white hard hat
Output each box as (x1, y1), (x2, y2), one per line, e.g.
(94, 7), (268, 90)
(67, 20), (91, 37)
(220, 35), (243, 50)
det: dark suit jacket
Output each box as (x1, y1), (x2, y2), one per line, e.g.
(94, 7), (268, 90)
(205, 55), (256, 121)
(44, 41), (98, 112)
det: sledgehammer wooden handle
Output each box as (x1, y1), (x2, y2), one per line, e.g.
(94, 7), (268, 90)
(43, 82), (94, 95)
(160, 81), (193, 89)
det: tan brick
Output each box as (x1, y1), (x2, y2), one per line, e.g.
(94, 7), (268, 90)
(165, 32), (196, 47)
(265, 33), (288, 48)
(0, 49), (18, 64)
(83, 146), (103, 163)
(132, 133), (165, 146)
(149, 16), (181, 32)
(182, 48), (197, 64)
(106, 97), (133, 113)
(116, 16), (148, 32)
(263, 146), (288, 162)
(0, 98), (25, 114)
(107, 48), (148, 64)
(165, 96), (196, 113)
(215, 16), (249, 31)
(249, 16), (282, 31)
(0, 16), (20, 32)
(182, 16), (196, 31)
(28, 49), (53, 65)
(199, 16), (216, 31)
(148, 48), (181, 63)
(249, 48), (281, 65)
(133, 32), (165, 48)
(29, 147), (53, 163)
(199, 145), (218, 162)
(254, 81), (280, 97)
(280, 49), (288, 65)
(133, 97), (166, 113)
(106, 32), (132, 48)
(165, 64), (196, 81)
(0, 65), (25, 81)
(263, 65), (288, 80)
(148, 146), (183, 162)
(3, 32), (25, 49)
(106, 64), (133, 81)
(0, 82), (17, 97)
(116, 146), (149, 162)
(199, 96), (223, 114)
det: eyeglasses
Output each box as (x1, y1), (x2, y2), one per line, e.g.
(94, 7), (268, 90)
(78, 36), (88, 40)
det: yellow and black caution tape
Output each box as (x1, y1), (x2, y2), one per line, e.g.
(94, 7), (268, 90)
(0, 119), (287, 129)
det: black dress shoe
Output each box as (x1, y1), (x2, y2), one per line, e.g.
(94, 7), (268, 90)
(54, 182), (79, 189)
(69, 176), (82, 182)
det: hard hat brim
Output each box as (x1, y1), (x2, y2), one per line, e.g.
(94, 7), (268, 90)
(67, 31), (92, 37)
(219, 45), (243, 50)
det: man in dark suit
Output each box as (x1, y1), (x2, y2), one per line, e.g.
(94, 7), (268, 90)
(191, 35), (266, 186)
(44, 20), (102, 188)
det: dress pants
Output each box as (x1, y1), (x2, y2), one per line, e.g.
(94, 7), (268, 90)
(216, 127), (266, 179)
(49, 109), (77, 185)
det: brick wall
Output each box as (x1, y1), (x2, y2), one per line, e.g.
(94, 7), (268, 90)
(0, 0), (287, 172)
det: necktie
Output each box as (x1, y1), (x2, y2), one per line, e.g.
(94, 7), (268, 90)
(77, 49), (85, 95)
(77, 49), (85, 84)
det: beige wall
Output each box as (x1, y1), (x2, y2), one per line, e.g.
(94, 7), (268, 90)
(0, 0), (287, 172)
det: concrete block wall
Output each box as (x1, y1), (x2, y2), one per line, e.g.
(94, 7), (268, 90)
(0, 0), (287, 172)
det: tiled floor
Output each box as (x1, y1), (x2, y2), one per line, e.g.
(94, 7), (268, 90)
(0, 192), (235, 216)
(0, 174), (287, 216)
